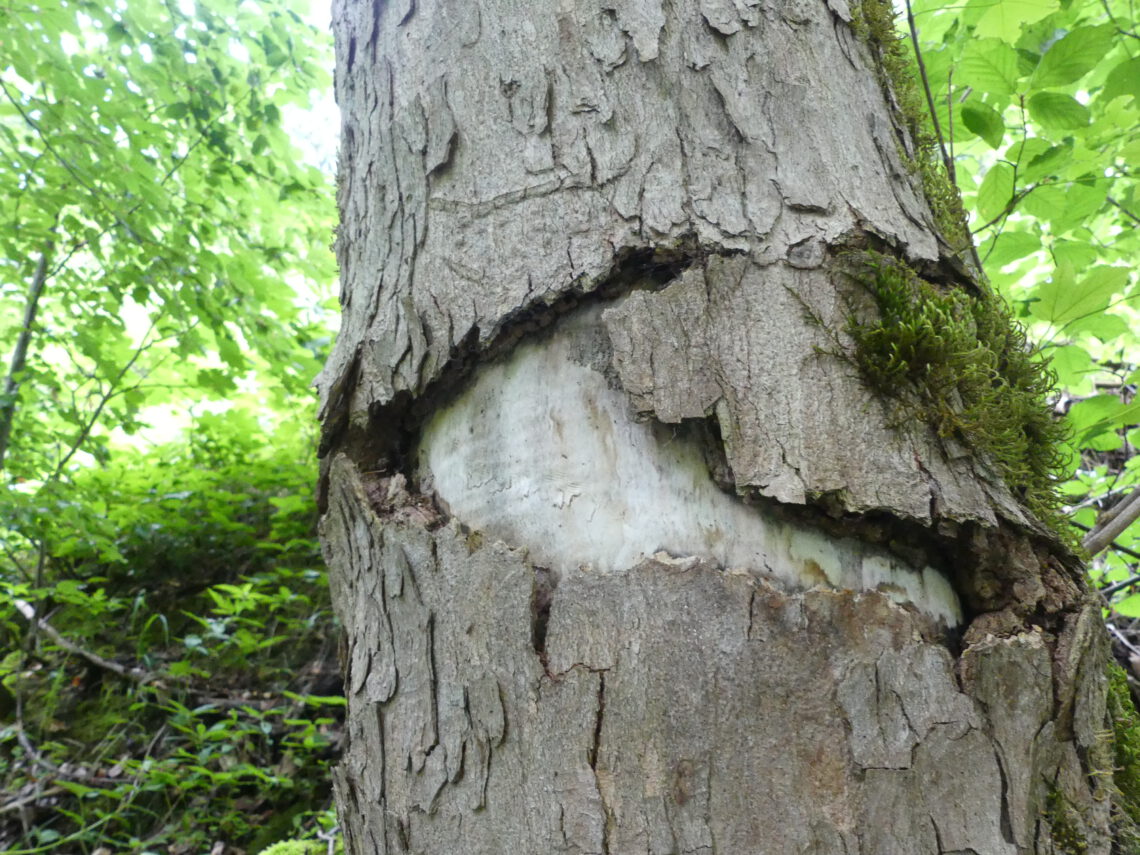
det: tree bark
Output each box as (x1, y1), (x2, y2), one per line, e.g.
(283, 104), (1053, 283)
(319, 1), (1112, 852)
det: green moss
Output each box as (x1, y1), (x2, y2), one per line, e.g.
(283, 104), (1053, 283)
(850, 0), (972, 256)
(1107, 664), (1140, 850)
(1047, 787), (1090, 854)
(844, 251), (1067, 525)
(259, 840), (341, 855)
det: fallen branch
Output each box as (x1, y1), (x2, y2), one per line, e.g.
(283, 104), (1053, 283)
(0, 786), (64, 815)
(13, 599), (154, 684)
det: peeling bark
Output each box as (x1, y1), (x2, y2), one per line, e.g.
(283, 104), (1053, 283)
(322, 0), (1112, 852)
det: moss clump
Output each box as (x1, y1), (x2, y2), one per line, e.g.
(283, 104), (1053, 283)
(1046, 787), (1090, 854)
(844, 251), (1067, 524)
(850, 0), (972, 256)
(1107, 664), (1140, 849)
(260, 840), (341, 855)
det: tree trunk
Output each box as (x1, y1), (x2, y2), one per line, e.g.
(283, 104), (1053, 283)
(318, 1), (1112, 852)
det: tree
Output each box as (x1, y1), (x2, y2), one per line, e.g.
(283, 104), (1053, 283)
(319, 0), (1122, 850)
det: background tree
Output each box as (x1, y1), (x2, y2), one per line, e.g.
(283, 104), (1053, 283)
(320, 0), (1136, 851)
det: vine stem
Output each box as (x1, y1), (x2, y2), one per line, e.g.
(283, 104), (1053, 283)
(903, 0), (954, 184)
(902, 0), (986, 276)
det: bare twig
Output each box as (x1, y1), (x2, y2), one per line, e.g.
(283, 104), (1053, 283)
(1070, 519), (1140, 563)
(1109, 622), (1140, 657)
(0, 787), (65, 815)
(1109, 196), (1140, 225)
(48, 317), (163, 482)
(1102, 573), (1140, 598)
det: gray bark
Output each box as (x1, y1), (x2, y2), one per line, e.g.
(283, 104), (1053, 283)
(320, 0), (1112, 852)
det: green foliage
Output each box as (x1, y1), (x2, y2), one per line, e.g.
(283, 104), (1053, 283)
(0, 0), (335, 484)
(0, 0), (342, 850)
(844, 251), (1068, 524)
(0, 416), (343, 853)
(893, 0), (1140, 580)
(906, 0), (1139, 463)
(261, 834), (342, 855)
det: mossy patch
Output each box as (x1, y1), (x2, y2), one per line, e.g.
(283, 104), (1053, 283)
(1107, 663), (1140, 850)
(850, 0), (972, 258)
(1046, 786), (1090, 854)
(259, 841), (332, 855)
(843, 251), (1067, 526)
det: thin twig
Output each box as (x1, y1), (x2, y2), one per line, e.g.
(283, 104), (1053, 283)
(1109, 622), (1140, 657)
(1102, 573), (1140, 598)
(0, 787), (65, 815)
(48, 317), (162, 482)
(1070, 519), (1140, 563)
(1109, 196), (1140, 225)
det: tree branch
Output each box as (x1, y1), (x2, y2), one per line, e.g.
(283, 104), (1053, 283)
(1083, 487), (1140, 557)
(0, 242), (54, 471)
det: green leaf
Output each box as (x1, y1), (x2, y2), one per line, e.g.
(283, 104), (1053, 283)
(975, 0), (1059, 42)
(959, 39), (1022, 95)
(983, 229), (1041, 267)
(1032, 25), (1115, 88)
(1029, 263), (1127, 326)
(1113, 592), (1140, 618)
(1067, 312), (1129, 343)
(962, 102), (1006, 148)
(1067, 395), (1140, 448)
(1027, 92), (1089, 130)
(1022, 180), (1107, 235)
(1052, 239), (1098, 270)
(976, 162), (1015, 223)
(1021, 140), (1071, 183)
(1103, 57), (1140, 105)
(1046, 344), (1094, 395)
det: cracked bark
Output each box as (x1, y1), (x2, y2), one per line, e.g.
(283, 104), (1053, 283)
(321, 0), (1112, 852)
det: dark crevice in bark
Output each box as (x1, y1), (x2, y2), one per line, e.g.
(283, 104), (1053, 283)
(530, 565), (558, 669)
(588, 671), (610, 855)
(992, 746), (1017, 845)
(930, 815), (946, 854)
(426, 611), (440, 760)
(839, 226), (979, 296)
